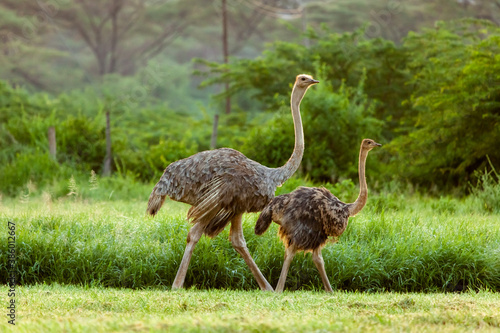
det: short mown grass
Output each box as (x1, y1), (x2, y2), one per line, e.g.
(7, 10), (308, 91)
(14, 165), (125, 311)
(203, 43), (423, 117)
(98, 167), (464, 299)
(1, 196), (499, 292)
(1, 284), (499, 332)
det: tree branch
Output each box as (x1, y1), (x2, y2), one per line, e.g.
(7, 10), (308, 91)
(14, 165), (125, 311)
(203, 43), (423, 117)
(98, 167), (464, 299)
(108, 0), (123, 73)
(11, 67), (49, 91)
(229, 8), (265, 54)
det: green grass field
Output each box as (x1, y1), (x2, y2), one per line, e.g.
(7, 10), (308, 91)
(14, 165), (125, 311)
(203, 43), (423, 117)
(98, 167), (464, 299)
(2, 284), (500, 332)
(1, 196), (500, 331)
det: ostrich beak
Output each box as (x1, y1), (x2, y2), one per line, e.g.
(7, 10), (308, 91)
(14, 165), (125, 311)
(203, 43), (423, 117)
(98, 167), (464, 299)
(375, 143), (382, 147)
(310, 79), (319, 84)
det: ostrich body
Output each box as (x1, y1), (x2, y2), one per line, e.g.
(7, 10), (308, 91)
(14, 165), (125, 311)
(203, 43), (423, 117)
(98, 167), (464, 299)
(255, 139), (381, 292)
(147, 74), (319, 291)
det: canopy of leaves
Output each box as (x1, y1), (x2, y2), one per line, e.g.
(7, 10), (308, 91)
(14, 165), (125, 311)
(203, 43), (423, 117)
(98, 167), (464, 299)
(387, 20), (500, 187)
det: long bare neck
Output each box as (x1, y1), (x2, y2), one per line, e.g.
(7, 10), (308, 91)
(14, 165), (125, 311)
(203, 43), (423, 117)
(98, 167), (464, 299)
(273, 84), (306, 185)
(348, 147), (369, 216)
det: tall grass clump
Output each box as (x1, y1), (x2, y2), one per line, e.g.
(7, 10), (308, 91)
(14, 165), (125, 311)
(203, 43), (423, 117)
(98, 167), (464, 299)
(1, 198), (499, 292)
(7, 171), (154, 203)
(328, 211), (500, 292)
(469, 159), (500, 213)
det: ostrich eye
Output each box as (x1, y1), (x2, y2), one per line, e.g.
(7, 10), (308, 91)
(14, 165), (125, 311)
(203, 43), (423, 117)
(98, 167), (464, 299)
(301, 77), (306, 81)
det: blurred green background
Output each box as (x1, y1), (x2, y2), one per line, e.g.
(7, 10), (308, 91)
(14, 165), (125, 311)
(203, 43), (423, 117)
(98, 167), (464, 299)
(0, 0), (499, 205)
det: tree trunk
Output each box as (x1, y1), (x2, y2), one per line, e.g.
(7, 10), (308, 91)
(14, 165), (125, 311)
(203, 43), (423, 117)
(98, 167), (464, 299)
(103, 111), (112, 176)
(109, 0), (120, 74)
(210, 113), (219, 149)
(222, 0), (231, 114)
(48, 126), (56, 160)
(302, 7), (309, 47)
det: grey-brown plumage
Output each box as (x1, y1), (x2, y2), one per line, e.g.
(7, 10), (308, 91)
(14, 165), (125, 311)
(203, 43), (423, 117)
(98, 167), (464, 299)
(255, 139), (381, 292)
(256, 187), (350, 250)
(148, 147), (295, 237)
(147, 74), (319, 291)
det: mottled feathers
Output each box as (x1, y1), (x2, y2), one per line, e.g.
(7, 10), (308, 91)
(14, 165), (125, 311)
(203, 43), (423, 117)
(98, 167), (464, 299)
(255, 187), (350, 251)
(147, 148), (280, 237)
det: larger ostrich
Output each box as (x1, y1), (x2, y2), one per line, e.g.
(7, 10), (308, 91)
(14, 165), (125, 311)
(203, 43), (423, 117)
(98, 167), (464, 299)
(255, 139), (381, 292)
(147, 74), (319, 291)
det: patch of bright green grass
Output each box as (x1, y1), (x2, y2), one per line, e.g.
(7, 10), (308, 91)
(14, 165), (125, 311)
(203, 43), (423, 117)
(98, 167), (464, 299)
(1, 284), (499, 332)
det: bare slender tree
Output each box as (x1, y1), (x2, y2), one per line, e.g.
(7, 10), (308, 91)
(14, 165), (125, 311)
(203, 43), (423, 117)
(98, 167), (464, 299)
(51, 0), (192, 76)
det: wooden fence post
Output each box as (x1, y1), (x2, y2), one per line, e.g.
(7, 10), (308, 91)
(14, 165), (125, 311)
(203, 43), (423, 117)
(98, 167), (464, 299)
(210, 113), (219, 149)
(102, 111), (112, 176)
(48, 126), (56, 160)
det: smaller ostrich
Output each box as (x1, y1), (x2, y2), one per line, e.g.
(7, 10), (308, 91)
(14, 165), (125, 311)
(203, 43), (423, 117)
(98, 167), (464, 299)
(255, 139), (381, 292)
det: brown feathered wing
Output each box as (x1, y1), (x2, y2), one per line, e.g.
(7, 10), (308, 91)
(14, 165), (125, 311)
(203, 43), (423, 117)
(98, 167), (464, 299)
(147, 148), (276, 237)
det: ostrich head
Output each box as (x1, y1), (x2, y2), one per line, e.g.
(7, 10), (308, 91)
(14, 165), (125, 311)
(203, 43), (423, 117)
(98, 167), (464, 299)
(361, 139), (382, 151)
(295, 74), (319, 89)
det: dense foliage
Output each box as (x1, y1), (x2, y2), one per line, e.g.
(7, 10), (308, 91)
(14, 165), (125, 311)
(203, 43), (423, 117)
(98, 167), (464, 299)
(390, 20), (500, 187)
(203, 20), (500, 188)
(1, 19), (499, 198)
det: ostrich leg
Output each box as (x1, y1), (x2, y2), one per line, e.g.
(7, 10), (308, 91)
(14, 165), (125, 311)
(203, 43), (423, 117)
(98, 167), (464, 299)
(229, 214), (274, 291)
(312, 248), (333, 292)
(275, 244), (297, 292)
(171, 222), (205, 289)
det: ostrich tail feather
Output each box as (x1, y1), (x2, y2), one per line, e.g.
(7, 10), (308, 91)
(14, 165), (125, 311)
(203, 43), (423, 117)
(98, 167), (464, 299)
(255, 205), (273, 235)
(146, 190), (166, 216)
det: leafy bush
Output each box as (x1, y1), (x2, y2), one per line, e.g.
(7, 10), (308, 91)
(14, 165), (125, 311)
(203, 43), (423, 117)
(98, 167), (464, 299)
(0, 78), (204, 194)
(118, 137), (199, 182)
(387, 20), (500, 188)
(56, 115), (108, 172)
(0, 149), (71, 196)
